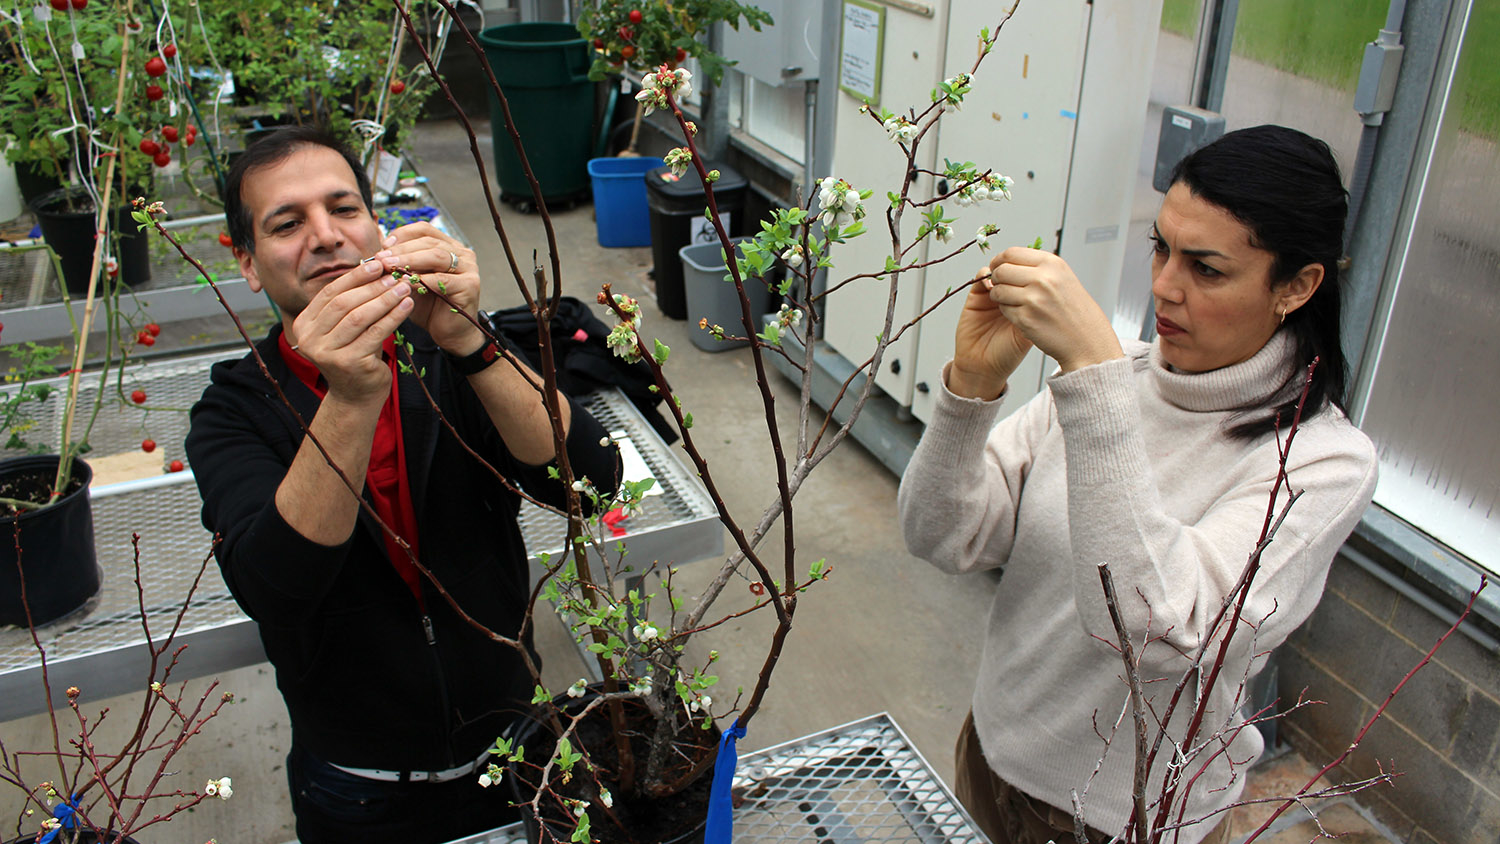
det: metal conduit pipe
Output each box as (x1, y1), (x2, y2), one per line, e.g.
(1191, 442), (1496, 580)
(1345, 0), (1409, 248)
(1339, 542), (1500, 654)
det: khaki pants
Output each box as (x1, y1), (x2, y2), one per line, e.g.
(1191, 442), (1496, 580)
(954, 712), (1231, 844)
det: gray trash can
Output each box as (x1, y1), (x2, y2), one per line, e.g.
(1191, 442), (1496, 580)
(679, 238), (775, 352)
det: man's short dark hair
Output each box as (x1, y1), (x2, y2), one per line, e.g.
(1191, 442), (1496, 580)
(222, 126), (374, 254)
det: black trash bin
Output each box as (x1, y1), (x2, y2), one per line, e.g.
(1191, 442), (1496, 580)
(645, 162), (747, 319)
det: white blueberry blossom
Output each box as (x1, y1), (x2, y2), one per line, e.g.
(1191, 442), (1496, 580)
(780, 245), (804, 268)
(934, 223), (954, 244)
(630, 676), (653, 695)
(976, 224), (997, 251)
(777, 304), (803, 329)
(478, 764), (503, 788)
(204, 776), (232, 800)
(605, 294), (645, 362)
(599, 788), (614, 809)
(816, 176), (866, 230)
(636, 66), (693, 115)
(663, 146), (693, 178)
(882, 115), (918, 144)
(566, 678), (589, 698)
(985, 173), (1014, 201)
(689, 693), (714, 713)
(940, 73), (971, 111)
(632, 622), (659, 642)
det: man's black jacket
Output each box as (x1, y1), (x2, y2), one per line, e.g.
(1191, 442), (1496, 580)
(186, 322), (618, 770)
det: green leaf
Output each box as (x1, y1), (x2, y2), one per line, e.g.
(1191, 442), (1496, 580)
(1031, 236), (1045, 250)
(532, 685), (551, 704)
(653, 339), (670, 365)
(683, 412), (694, 429)
(809, 558), (827, 578)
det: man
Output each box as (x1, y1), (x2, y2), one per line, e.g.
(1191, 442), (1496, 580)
(185, 126), (619, 843)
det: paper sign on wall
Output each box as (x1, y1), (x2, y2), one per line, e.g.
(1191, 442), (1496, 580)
(839, 0), (885, 104)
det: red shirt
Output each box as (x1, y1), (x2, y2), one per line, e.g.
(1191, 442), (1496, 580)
(278, 333), (425, 608)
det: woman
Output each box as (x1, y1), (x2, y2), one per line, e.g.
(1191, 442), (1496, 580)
(897, 125), (1377, 844)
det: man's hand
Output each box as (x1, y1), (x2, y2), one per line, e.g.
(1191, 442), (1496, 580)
(289, 258), (414, 404)
(375, 222), (482, 355)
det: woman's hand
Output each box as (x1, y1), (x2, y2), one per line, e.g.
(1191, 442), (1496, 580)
(984, 247), (1123, 373)
(950, 265), (1033, 400)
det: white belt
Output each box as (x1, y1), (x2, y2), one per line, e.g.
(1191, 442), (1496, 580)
(330, 748), (491, 784)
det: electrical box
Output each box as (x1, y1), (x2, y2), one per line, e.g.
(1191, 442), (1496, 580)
(719, 0), (822, 87)
(1152, 105), (1224, 193)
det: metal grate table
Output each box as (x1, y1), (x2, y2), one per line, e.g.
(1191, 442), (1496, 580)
(447, 713), (989, 844)
(1, 349), (721, 720)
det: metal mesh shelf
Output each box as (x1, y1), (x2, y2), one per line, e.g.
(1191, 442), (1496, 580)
(732, 713), (986, 843)
(1, 349), (719, 720)
(447, 713), (986, 844)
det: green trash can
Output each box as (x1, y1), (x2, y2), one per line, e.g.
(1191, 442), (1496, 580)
(478, 23), (595, 210)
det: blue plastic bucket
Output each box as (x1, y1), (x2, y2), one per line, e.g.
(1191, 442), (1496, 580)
(588, 156), (665, 247)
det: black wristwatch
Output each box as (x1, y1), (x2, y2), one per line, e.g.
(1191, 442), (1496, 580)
(445, 339), (501, 376)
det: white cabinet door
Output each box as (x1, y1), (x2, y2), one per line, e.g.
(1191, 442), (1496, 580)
(908, 0), (1092, 423)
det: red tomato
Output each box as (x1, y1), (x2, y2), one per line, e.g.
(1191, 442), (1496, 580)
(153, 151), (171, 168)
(628, 9), (643, 23)
(390, 80), (406, 95)
(141, 439), (156, 453)
(145, 322), (161, 336)
(163, 43), (177, 59)
(146, 84), (164, 101)
(131, 390), (147, 404)
(168, 459), (185, 473)
(145, 56), (167, 77)
(139, 139), (159, 155)
(162, 125), (179, 143)
(621, 45), (636, 60)
(49, 0), (68, 11)
(218, 232), (233, 247)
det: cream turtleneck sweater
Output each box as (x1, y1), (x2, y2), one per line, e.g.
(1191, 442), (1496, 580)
(898, 332), (1376, 842)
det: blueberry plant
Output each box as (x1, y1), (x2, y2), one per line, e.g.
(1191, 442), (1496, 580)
(129, 1), (1028, 837)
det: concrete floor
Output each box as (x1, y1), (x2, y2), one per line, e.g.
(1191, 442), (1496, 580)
(0, 119), (1393, 844)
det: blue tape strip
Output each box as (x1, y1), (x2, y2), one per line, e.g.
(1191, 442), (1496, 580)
(38, 795), (79, 844)
(1060, 109), (1078, 119)
(703, 720), (747, 843)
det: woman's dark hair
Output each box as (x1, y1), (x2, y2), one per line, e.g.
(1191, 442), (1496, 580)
(221, 125), (373, 254)
(1170, 124), (1349, 440)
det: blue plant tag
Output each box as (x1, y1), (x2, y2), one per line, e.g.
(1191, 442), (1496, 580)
(703, 720), (746, 843)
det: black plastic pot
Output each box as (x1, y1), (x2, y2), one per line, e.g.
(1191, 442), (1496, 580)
(0, 456), (101, 628)
(30, 187), (151, 295)
(13, 160), (64, 207)
(505, 689), (715, 844)
(3, 830), (142, 844)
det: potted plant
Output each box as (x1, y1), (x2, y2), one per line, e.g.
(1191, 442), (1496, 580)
(199, 1), (438, 169)
(0, 537), (235, 844)
(125, 3), (1013, 839)
(576, 0), (772, 154)
(0, 1), (200, 625)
